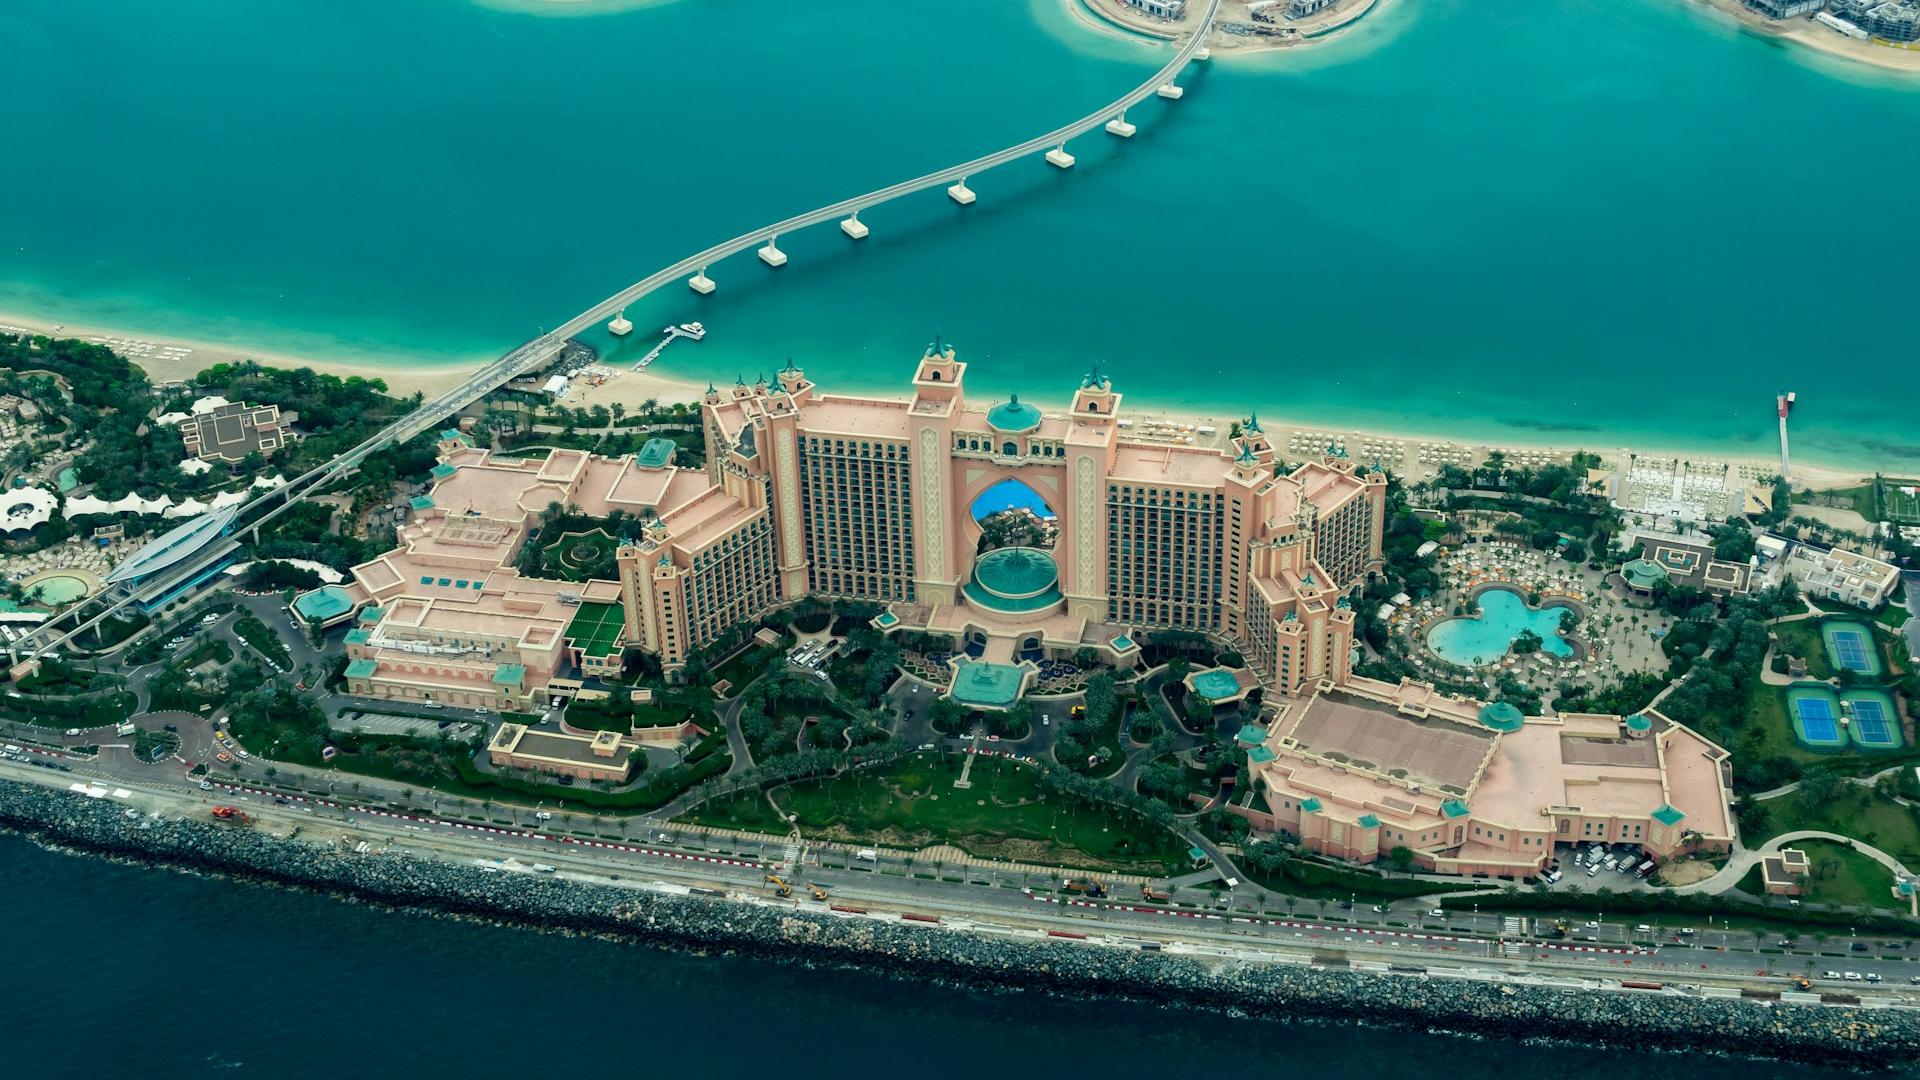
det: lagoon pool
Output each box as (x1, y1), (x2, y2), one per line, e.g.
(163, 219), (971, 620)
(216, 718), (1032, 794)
(23, 571), (94, 606)
(1426, 588), (1573, 668)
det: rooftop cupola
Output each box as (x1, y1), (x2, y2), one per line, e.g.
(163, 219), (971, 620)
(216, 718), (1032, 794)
(986, 393), (1043, 434)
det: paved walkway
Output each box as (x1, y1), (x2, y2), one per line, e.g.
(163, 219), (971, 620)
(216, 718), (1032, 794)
(1670, 830), (1914, 896)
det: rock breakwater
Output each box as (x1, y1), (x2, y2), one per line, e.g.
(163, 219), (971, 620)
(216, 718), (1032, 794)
(1, 779), (1912, 1069)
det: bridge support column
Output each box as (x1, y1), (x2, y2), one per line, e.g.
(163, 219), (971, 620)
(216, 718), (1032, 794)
(840, 212), (869, 240)
(1195, 46), (1211, 61)
(1157, 83), (1184, 100)
(1105, 113), (1136, 138)
(688, 267), (716, 294)
(947, 178), (976, 206)
(608, 309), (633, 336)
(757, 237), (788, 267)
(1045, 144), (1075, 169)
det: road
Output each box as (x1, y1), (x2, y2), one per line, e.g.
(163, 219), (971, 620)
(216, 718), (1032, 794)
(4, 743), (1916, 1000)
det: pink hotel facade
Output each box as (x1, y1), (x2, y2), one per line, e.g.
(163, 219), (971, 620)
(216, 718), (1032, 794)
(314, 343), (1733, 878)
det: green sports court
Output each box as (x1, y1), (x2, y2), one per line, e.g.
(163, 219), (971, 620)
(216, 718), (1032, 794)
(1821, 619), (1883, 677)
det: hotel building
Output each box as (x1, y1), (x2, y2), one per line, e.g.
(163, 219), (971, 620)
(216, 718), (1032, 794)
(1229, 676), (1735, 878)
(313, 343), (1387, 710)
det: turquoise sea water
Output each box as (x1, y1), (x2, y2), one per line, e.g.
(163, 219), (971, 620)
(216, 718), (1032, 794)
(3, 0), (1919, 471)
(1426, 586), (1575, 666)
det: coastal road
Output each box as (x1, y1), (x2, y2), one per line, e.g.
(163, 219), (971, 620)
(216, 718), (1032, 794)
(5, 750), (1913, 998)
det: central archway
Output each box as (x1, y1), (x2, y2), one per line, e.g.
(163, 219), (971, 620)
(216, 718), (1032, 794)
(969, 477), (1057, 555)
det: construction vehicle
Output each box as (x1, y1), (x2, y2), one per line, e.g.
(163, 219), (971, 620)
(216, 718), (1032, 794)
(807, 883), (829, 901)
(1069, 705), (1086, 720)
(1788, 975), (1812, 991)
(1064, 877), (1107, 898)
(1141, 885), (1170, 902)
(210, 806), (251, 825)
(764, 874), (792, 898)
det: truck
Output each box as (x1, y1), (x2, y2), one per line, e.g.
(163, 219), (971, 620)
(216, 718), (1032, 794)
(1141, 885), (1171, 902)
(854, 848), (879, 863)
(210, 806), (251, 825)
(1064, 877), (1108, 898)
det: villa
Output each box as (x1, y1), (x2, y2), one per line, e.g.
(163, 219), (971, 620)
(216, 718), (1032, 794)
(1775, 541), (1900, 610)
(1231, 674), (1734, 879)
(179, 400), (287, 463)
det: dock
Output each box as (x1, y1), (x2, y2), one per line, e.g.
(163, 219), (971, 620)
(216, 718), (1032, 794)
(636, 324), (704, 370)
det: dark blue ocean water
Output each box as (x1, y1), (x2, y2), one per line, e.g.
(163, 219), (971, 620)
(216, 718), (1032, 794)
(0, 832), (1858, 1079)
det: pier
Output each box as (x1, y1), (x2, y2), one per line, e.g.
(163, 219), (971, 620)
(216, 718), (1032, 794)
(635, 324), (705, 370)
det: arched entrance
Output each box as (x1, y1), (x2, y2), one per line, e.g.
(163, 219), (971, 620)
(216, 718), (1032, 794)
(968, 477), (1057, 556)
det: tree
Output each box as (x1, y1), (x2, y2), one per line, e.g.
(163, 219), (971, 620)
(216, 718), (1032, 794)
(1387, 845), (1416, 874)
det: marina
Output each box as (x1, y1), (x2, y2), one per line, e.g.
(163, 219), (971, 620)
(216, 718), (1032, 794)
(636, 323), (706, 370)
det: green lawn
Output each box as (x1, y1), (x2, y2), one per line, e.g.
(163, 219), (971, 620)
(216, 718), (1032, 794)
(1797, 839), (1905, 914)
(1758, 788), (1920, 868)
(1772, 618), (1833, 680)
(682, 752), (1187, 873)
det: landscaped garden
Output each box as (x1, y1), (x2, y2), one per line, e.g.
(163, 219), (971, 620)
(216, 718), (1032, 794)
(684, 751), (1188, 873)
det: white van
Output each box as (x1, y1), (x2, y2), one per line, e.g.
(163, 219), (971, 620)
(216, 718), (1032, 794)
(854, 848), (878, 863)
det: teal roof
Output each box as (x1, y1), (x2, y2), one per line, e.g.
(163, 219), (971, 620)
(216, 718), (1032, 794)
(1191, 669), (1244, 702)
(1111, 635), (1135, 651)
(491, 663), (527, 687)
(1356, 814), (1380, 829)
(409, 495), (435, 511)
(1624, 713), (1653, 733)
(1235, 723), (1268, 746)
(344, 628), (371, 646)
(1651, 804), (1686, 827)
(292, 585), (354, 621)
(1623, 558), (1669, 589)
(1478, 700), (1526, 733)
(636, 437), (676, 469)
(1244, 413), (1263, 434)
(357, 606), (383, 625)
(1188, 846), (1209, 862)
(985, 394), (1043, 434)
(1441, 798), (1471, 819)
(1300, 797), (1323, 813)
(872, 611), (899, 628)
(1248, 745), (1276, 764)
(345, 658), (378, 679)
(947, 659), (1026, 709)
(430, 463), (458, 479)
(963, 547), (1062, 614)
(1081, 367), (1110, 391)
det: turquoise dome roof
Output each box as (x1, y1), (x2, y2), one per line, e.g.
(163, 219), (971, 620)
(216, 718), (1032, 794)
(986, 394), (1042, 434)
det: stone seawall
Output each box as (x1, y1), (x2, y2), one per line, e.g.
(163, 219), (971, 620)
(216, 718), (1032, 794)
(1, 779), (1912, 1069)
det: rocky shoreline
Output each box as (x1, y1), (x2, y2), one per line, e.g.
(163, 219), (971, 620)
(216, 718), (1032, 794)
(2, 779), (1913, 1069)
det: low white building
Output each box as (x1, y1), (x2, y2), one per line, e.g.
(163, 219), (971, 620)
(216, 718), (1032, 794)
(1781, 542), (1900, 609)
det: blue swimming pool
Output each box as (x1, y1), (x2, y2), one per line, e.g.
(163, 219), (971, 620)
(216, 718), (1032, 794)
(1426, 588), (1574, 667)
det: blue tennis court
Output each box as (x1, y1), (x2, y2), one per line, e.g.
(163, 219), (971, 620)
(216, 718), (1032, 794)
(1843, 689), (1905, 750)
(1833, 632), (1870, 670)
(1797, 697), (1838, 743)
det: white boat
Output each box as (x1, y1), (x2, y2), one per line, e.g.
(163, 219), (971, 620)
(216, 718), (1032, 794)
(676, 321), (706, 341)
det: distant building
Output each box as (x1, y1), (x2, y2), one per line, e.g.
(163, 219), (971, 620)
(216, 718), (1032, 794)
(1123, 0), (1187, 19)
(1745, 0), (1827, 18)
(1618, 531), (1751, 597)
(1286, 0), (1340, 18)
(1779, 542), (1900, 609)
(1760, 847), (1810, 897)
(1833, 0), (1920, 38)
(180, 401), (286, 463)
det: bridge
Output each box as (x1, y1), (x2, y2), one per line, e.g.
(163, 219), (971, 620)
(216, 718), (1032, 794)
(8, 1), (1221, 671)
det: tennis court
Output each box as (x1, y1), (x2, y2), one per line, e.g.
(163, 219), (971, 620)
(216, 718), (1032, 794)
(565, 601), (626, 659)
(1786, 684), (1848, 749)
(1822, 619), (1883, 676)
(1843, 689), (1905, 750)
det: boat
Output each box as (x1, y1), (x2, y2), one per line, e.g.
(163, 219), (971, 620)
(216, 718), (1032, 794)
(676, 321), (706, 341)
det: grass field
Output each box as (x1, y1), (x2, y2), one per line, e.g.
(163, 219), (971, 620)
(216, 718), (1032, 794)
(1796, 839), (1905, 914)
(683, 752), (1187, 872)
(1759, 788), (1920, 869)
(1772, 618), (1834, 680)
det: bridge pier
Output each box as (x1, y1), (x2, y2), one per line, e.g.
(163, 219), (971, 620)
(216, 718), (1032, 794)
(757, 237), (788, 268)
(1045, 144), (1075, 169)
(688, 267), (716, 295)
(840, 211), (869, 240)
(608, 309), (633, 336)
(947, 178), (976, 206)
(1105, 112), (1136, 138)
(1195, 46), (1211, 61)
(1157, 83), (1184, 100)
